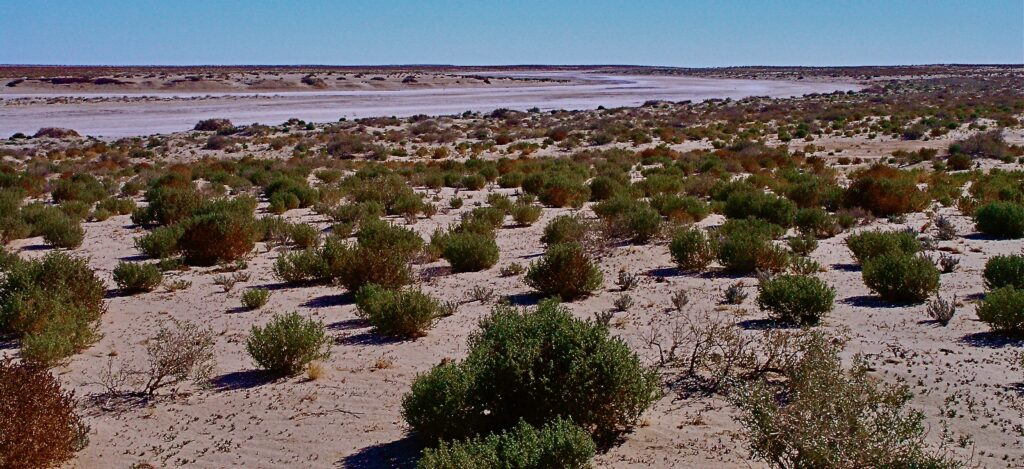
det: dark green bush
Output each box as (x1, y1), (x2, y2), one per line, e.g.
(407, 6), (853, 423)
(442, 232), (500, 272)
(418, 419), (595, 469)
(135, 225), (183, 259)
(333, 242), (413, 291)
(787, 234), (818, 256)
(402, 300), (659, 444)
(241, 288), (271, 310)
(274, 247), (330, 284)
(112, 262), (163, 294)
(975, 286), (1024, 334)
(650, 194), (710, 222)
(246, 312), (330, 376)
(717, 219), (790, 274)
(39, 214), (84, 249)
(541, 215), (588, 246)
(794, 208), (839, 238)
(983, 254), (1024, 290)
(51, 174), (106, 204)
(355, 284), (441, 338)
(756, 275), (836, 326)
(669, 228), (716, 271)
(862, 254), (939, 304)
(974, 201), (1024, 239)
(724, 191), (796, 227)
(525, 243), (602, 301)
(510, 204), (542, 226)
(846, 230), (921, 264)
(356, 218), (423, 258)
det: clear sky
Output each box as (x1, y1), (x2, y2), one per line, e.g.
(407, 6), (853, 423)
(1, 0), (1021, 66)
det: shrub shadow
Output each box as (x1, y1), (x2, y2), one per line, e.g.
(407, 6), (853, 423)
(118, 254), (149, 262)
(959, 331), (1024, 349)
(328, 318), (370, 331)
(336, 331), (406, 346)
(648, 266), (680, 278)
(504, 292), (541, 307)
(841, 295), (903, 309)
(255, 281), (299, 292)
(211, 370), (275, 391)
(0, 334), (18, 350)
(831, 263), (861, 272)
(303, 292), (355, 309)
(963, 232), (999, 241)
(737, 318), (796, 330)
(337, 434), (421, 468)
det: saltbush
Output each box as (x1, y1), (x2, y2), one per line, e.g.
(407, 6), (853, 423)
(355, 284), (441, 338)
(756, 275), (836, 326)
(135, 224), (183, 259)
(418, 419), (595, 469)
(975, 286), (1024, 334)
(402, 300), (659, 444)
(510, 204), (542, 226)
(178, 210), (257, 266)
(974, 201), (1024, 239)
(844, 165), (929, 216)
(669, 228), (716, 271)
(525, 243), (603, 301)
(862, 254), (939, 303)
(442, 232), (499, 272)
(717, 219), (790, 274)
(39, 214), (84, 249)
(112, 261), (163, 294)
(246, 312), (331, 376)
(983, 254), (1024, 290)
(541, 215), (588, 246)
(241, 288), (271, 310)
(846, 230), (921, 264)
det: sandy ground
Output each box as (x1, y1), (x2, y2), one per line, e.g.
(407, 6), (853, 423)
(0, 71), (860, 138)
(2, 171), (1020, 467)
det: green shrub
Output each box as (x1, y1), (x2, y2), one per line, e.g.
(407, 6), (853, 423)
(418, 419), (595, 469)
(794, 208), (839, 238)
(976, 286), (1024, 334)
(355, 284), (441, 338)
(541, 215), (588, 246)
(39, 214), (84, 249)
(845, 230), (920, 264)
(756, 275), (836, 326)
(288, 223), (320, 248)
(58, 201), (91, 220)
(525, 243), (602, 301)
(538, 176), (590, 208)
(734, 336), (960, 469)
(462, 207), (506, 230)
(589, 175), (625, 201)
(0, 360), (90, 469)
(974, 201), (1024, 239)
(497, 172), (525, 188)
(461, 174), (487, 191)
(137, 185), (204, 226)
(241, 288), (271, 310)
(717, 220), (790, 274)
(442, 232), (499, 272)
(135, 224), (184, 259)
(332, 242), (413, 291)
(112, 262), (163, 294)
(246, 312), (330, 376)
(274, 248), (330, 284)
(510, 204), (542, 226)
(862, 254), (939, 304)
(623, 204), (662, 243)
(787, 234), (818, 256)
(51, 174), (107, 204)
(844, 165), (929, 216)
(724, 191), (796, 227)
(650, 194), (710, 222)
(178, 210), (257, 266)
(0, 252), (105, 365)
(983, 254), (1024, 290)
(96, 197), (136, 215)
(356, 218), (423, 258)
(669, 228), (716, 271)
(402, 300), (659, 444)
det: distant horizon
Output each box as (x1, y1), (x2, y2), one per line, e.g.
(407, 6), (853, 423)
(2, 63), (1022, 68)
(2, 1), (1020, 66)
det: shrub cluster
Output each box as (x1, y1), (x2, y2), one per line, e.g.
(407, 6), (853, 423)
(976, 286), (1024, 334)
(669, 228), (716, 271)
(983, 254), (1024, 290)
(112, 261), (163, 294)
(418, 419), (595, 469)
(974, 201), (1024, 239)
(846, 229), (921, 264)
(246, 312), (331, 376)
(716, 218), (789, 274)
(862, 253), (939, 304)
(844, 165), (929, 216)
(355, 284), (442, 338)
(540, 214), (588, 246)
(402, 300), (659, 446)
(756, 274), (836, 326)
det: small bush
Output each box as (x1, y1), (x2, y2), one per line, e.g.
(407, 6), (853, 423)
(273, 247), (329, 284)
(246, 312), (331, 376)
(717, 220), (790, 274)
(356, 218), (423, 258)
(0, 360), (89, 469)
(983, 254), (1024, 290)
(135, 224), (183, 259)
(976, 286), (1024, 334)
(112, 262), (163, 294)
(355, 284), (441, 338)
(794, 208), (839, 238)
(862, 254), (939, 304)
(442, 232), (499, 272)
(525, 243), (603, 301)
(241, 288), (271, 310)
(402, 300), (659, 444)
(288, 223), (320, 249)
(787, 234), (818, 256)
(178, 210), (257, 266)
(541, 214), (588, 246)
(756, 275), (835, 326)
(39, 214), (84, 249)
(669, 228), (716, 271)
(844, 164), (929, 216)
(418, 419), (595, 469)
(724, 191), (796, 227)
(845, 230), (920, 264)
(974, 201), (1024, 239)
(510, 204), (542, 226)
(332, 241), (413, 292)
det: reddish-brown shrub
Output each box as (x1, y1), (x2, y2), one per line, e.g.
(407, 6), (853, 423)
(0, 360), (89, 469)
(844, 165), (929, 216)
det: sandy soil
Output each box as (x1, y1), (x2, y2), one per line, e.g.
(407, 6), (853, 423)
(0, 71), (860, 138)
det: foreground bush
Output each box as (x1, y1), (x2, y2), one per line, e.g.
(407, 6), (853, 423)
(525, 243), (603, 301)
(983, 254), (1024, 290)
(0, 252), (105, 365)
(540, 214), (588, 246)
(0, 360), (89, 469)
(355, 284), (441, 338)
(112, 261), (163, 294)
(39, 213), (84, 249)
(418, 419), (595, 469)
(862, 254), (939, 304)
(402, 300), (659, 444)
(974, 201), (1024, 239)
(733, 337), (960, 468)
(669, 228), (716, 271)
(976, 286), (1024, 334)
(756, 275), (836, 326)
(845, 229), (920, 264)
(134, 224), (183, 259)
(246, 312), (331, 376)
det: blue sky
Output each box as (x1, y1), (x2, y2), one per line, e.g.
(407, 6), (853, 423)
(1, 1), (1021, 66)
